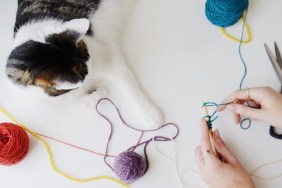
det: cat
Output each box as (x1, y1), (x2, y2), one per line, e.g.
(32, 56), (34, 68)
(5, 0), (164, 129)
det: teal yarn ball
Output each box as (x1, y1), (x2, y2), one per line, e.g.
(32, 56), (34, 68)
(205, 0), (249, 27)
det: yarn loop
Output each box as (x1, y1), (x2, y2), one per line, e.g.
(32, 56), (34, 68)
(96, 98), (179, 183)
(114, 151), (147, 184)
(0, 122), (29, 166)
(205, 0), (249, 27)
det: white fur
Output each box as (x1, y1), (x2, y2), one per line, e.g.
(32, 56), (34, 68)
(13, 18), (89, 48)
(54, 80), (83, 90)
(90, 0), (134, 43)
(62, 19), (90, 36)
(6, 76), (49, 100)
(80, 38), (164, 129)
(10, 0), (164, 129)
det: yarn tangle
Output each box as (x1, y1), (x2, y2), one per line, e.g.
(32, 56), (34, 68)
(95, 98), (179, 184)
(0, 98), (180, 185)
(0, 108), (129, 188)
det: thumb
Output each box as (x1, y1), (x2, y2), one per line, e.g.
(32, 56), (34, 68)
(227, 103), (262, 120)
(213, 130), (240, 166)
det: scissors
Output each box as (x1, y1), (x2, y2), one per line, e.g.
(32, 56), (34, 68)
(264, 42), (282, 139)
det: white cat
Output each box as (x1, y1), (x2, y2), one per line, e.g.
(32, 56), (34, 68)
(6, 0), (163, 129)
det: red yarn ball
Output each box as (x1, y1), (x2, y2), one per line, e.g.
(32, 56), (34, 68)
(0, 122), (29, 166)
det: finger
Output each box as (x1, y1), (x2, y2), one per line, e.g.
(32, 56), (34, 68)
(227, 103), (265, 120)
(219, 99), (260, 123)
(216, 100), (241, 111)
(216, 104), (227, 112)
(195, 145), (204, 170)
(200, 119), (213, 153)
(221, 87), (264, 107)
(200, 119), (220, 164)
(217, 99), (250, 112)
(230, 109), (241, 124)
(213, 130), (240, 166)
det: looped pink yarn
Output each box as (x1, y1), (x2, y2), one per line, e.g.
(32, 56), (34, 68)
(0, 122), (29, 166)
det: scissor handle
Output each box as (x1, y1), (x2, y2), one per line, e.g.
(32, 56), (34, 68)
(269, 126), (282, 139)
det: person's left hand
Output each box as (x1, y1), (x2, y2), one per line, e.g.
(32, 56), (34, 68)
(195, 119), (255, 188)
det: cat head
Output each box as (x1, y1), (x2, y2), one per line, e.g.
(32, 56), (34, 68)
(6, 18), (90, 96)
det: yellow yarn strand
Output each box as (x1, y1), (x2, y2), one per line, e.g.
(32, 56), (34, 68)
(0, 108), (129, 188)
(220, 12), (252, 44)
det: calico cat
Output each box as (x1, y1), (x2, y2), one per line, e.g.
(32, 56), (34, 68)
(6, 0), (163, 129)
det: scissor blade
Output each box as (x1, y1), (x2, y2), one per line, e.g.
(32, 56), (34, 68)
(264, 43), (282, 84)
(274, 42), (282, 69)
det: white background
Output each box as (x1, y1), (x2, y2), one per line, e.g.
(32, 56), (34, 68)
(1, 0), (282, 187)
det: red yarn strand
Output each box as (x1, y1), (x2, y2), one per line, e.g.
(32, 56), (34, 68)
(35, 131), (145, 158)
(131, 131), (144, 152)
(36, 132), (116, 157)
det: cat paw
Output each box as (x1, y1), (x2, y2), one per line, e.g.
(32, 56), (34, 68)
(136, 106), (164, 130)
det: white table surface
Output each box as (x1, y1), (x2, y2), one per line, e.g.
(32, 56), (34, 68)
(1, 0), (282, 187)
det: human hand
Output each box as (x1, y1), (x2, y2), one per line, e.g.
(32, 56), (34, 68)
(217, 87), (282, 128)
(195, 119), (255, 188)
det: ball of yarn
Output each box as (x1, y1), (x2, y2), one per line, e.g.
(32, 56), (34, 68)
(113, 151), (147, 184)
(205, 0), (249, 27)
(0, 122), (29, 166)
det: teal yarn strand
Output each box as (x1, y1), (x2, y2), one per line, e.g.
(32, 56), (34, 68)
(238, 9), (248, 90)
(238, 8), (251, 130)
(202, 9), (251, 130)
(202, 102), (223, 129)
(205, 0), (249, 27)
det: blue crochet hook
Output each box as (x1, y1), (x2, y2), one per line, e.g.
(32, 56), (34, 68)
(264, 42), (282, 139)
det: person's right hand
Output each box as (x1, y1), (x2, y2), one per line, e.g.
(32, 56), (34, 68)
(217, 87), (282, 128)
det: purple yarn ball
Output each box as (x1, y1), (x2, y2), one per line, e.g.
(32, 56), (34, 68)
(113, 151), (147, 184)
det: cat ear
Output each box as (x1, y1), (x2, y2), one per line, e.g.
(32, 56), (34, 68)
(62, 18), (90, 37)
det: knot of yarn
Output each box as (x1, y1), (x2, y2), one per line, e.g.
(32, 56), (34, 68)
(205, 116), (213, 129)
(0, 123), (29, 166)
(205, 0), (249, 27)
(113, 151), (147, 184)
